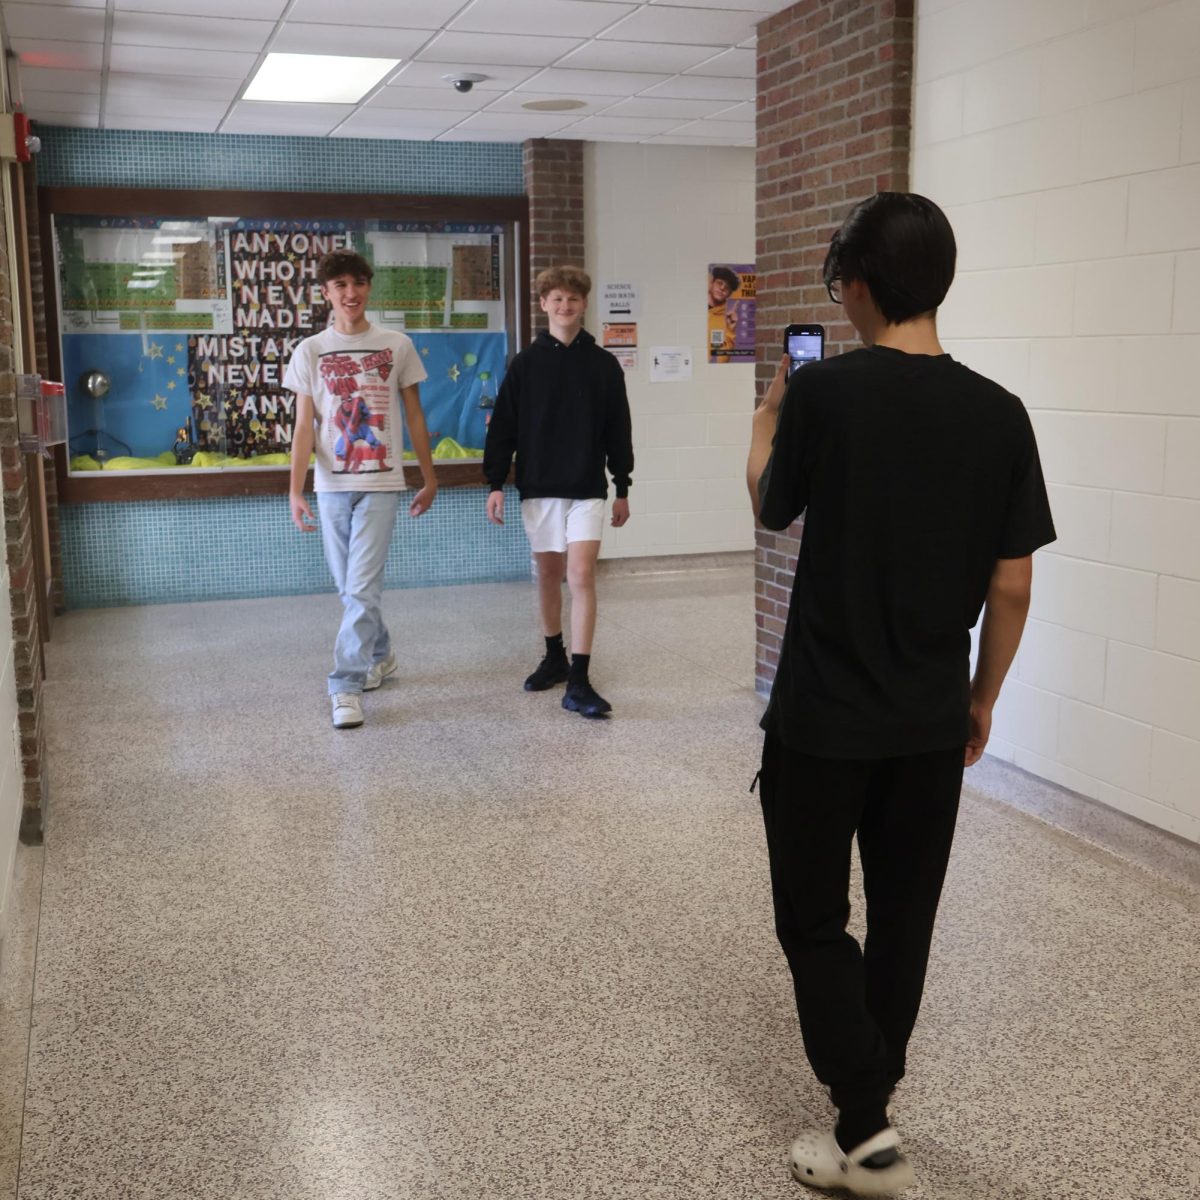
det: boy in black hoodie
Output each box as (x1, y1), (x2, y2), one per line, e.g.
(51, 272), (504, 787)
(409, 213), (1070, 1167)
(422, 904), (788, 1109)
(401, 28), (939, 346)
(483, 265), (634, 718)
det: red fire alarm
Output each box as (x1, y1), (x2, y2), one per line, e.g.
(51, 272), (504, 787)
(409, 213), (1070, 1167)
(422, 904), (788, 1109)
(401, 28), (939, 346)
(13, 113), (37, 162)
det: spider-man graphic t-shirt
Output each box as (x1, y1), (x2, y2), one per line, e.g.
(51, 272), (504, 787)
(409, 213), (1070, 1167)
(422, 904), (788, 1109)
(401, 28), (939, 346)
(283, 323), (428, 492)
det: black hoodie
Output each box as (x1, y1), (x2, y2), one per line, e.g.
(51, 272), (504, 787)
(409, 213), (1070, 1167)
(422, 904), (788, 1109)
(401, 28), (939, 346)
(483, 328), (634, 500)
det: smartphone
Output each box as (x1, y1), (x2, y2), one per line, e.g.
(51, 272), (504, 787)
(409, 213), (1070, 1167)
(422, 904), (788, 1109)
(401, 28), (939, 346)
(785, 324), (824, 376)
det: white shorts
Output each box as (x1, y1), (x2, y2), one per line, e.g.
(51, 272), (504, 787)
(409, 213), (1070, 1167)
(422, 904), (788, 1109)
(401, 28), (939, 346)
(521, 497), (605, 553)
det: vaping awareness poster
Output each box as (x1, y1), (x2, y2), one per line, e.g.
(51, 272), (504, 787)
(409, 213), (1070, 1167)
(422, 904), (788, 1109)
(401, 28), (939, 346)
(706, 263), (756, 364)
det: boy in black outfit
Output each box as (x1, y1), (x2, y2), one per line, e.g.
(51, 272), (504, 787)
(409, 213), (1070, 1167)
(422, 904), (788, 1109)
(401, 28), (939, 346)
(484, 265), (634, 718)
(747, 193), (1055, 1196)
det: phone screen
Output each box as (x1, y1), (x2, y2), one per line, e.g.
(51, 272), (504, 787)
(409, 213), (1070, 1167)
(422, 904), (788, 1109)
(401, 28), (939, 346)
(787, 332), (823, 375)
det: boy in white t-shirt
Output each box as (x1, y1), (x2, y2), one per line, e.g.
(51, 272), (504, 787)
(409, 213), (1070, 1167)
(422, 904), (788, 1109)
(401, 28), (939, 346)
(284, 250), (437, 729)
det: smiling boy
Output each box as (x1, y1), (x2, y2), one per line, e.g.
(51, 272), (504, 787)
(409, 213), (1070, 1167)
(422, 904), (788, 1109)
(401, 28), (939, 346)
(483, 266), (634, 718)
(285, 249), (438, 729)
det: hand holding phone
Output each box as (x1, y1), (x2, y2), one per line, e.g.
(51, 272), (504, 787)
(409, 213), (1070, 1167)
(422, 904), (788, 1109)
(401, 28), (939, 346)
(785, 324), (825, 376)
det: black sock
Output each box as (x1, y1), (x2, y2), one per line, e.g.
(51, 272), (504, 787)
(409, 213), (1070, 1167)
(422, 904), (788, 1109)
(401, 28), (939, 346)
(835, 1108), (890, 1157)
(569, 653), (590, 684)
(545, 633), (565, 658)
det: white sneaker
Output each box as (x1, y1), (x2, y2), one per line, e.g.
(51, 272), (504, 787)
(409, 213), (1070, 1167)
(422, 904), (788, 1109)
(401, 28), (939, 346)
(789, 1127), (916, 1196)
(331, 692), (364, 729)
(364, 649), (397, 692)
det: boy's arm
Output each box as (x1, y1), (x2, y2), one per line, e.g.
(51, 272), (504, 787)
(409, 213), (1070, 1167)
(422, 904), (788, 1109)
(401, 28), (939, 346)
(749, 356), (806, 529)
(289, 391), (317, 532)
(607, 362), (634, 527)
(966, 555), (1034, 766)
(483, 363), (519, 523)
(401, 383), (438, 517)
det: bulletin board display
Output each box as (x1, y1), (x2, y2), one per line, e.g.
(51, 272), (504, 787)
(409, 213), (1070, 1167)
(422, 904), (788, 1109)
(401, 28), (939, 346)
(53, 213), (512, 476)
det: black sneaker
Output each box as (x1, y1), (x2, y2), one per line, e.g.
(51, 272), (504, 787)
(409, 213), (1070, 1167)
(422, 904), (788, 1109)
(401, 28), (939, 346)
(524, 653), (569, 691)
(562, 679), (612, 718)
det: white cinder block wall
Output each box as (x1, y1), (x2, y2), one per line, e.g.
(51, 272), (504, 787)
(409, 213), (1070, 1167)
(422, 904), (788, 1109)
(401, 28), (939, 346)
(0, 523), (24, 960)
(584, 143), (757, 559)
(912, 0), (1200, 842)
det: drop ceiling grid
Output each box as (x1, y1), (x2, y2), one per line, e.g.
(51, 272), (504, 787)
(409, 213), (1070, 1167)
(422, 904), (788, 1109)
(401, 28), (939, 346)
(1, 0), (774, 145)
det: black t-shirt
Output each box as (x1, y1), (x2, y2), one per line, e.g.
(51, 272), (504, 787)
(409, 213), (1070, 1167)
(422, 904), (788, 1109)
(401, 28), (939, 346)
(758, 345), (1056, 759)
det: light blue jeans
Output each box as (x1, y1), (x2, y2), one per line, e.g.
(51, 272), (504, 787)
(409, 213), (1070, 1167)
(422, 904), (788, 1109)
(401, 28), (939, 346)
(318, 491), (401, 695)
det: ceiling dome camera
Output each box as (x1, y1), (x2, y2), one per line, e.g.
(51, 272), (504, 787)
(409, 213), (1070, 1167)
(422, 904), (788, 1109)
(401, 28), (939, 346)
(444, 72), (487, 94)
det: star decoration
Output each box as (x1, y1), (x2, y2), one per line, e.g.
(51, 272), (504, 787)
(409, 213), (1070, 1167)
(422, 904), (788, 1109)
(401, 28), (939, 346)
(421, 346), (430, 357)
(167, 381), (176, 391)
(151, 395), (168, 411)
(166, 355), (175, 365)
(177, 367), (185, 376)
(175, 342), (184, 352)
(447, 364), (460, 382)
(147, 342), (164, 360)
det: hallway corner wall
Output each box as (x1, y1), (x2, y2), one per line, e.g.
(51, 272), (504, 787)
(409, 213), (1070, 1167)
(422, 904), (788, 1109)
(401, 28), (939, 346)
(911, 0), (1200, 842)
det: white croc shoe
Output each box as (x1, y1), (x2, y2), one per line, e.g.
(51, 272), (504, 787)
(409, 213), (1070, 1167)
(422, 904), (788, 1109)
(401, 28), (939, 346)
(789, 1126), (916, 1197)
(331, 693), (364, 729)
(364, 650), (397, 691)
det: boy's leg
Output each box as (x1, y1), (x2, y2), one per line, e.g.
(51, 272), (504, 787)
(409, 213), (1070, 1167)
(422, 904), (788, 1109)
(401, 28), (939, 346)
(757, 734), (893, 1138)
(534, 551), (567, 637)
(565, 537), (600, 656)
(324, 491), (399, 695)
(858, 747), (964, 1095)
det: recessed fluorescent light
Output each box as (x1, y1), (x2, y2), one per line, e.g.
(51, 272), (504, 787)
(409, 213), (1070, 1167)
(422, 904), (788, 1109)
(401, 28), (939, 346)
(522, 99), (587, 112)
(245, 53), (400, 104)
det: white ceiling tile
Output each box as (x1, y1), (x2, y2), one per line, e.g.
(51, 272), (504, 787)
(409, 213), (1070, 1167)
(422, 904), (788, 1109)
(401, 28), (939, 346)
(670, 118), (755, 139)
(556, 40), (716, 73)
(3, 4), (106, 42)
(104, 113), (222, 132)
(30, 0), (102, 6)
(31, 110), (99, 127)
(449, 0), (632, 38)
(224, 101), (355, 135)
(105, 72), (242, 101)
(21, 89), (100, 116)
(340, 108), (466, 131)
(112, 12), (273, 51)
(647, 132), (746, 145)
(517, 68), (670, 96)
(287, 0), (467, 28)
(367, 85), (491, 112)
(416, 31), (584, 67)
(105, 92), (230, 119)
(565, 114), (686, 136)
(436, 128), (528, 142)
(601, 5), (766, 47)
(114, 0), (287, 16)
(553, 130), (644, 141)
(455, 110), (577, 133)
(481, 91), (603, 114)
(685, 48), (756, 78)
(108, 43), (259, 78)
(271, 23), (429, 59)
(11, 39), (104, 71)
(15, 65), (101, 94)
(713, 101), (754, 121)
(388, 61), (541, 90)
(647, 0), (784, 10)
(641, 75), (753, 101)
(602, 96), (738, 119)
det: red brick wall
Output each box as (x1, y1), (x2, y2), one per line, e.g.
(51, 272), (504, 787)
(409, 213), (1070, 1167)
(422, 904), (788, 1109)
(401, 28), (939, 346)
(523, 139), (584, 341)
(754, 0), (914, 694)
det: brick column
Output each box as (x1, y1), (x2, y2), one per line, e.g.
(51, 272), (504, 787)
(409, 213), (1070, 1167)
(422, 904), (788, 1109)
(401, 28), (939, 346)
(0, 180), (45, 842)
(754, 0), (914, 694)
(523, 139), (584, 341)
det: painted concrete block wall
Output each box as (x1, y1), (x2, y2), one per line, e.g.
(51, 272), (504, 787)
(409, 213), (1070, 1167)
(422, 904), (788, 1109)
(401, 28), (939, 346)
(0, 540), (23, 958)
(912, 0), (1200, 842)
(584, 143), (757, 559)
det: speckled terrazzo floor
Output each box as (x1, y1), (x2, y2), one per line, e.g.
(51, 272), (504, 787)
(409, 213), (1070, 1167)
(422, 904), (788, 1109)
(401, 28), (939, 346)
(5, 566), (1199, 1199)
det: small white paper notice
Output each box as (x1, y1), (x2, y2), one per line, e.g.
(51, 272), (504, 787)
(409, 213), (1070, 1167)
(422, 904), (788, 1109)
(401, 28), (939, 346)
(600, 281), (641, 319)
(649, 346), (693, 383)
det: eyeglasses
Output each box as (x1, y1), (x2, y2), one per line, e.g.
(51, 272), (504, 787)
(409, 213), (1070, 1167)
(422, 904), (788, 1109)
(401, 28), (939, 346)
(826, 278), (842, 304)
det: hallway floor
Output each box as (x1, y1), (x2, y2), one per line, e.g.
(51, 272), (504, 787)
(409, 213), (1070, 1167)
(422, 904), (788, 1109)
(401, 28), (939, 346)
(3, 566), (1198, 1199)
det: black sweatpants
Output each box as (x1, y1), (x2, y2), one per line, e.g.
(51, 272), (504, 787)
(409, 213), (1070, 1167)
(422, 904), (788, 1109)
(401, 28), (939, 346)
(758, 733), (964, 1129)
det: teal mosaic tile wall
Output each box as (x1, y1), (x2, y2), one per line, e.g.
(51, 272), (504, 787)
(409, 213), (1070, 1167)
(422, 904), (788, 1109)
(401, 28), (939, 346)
(37, 126), (525, 194)
(46, 124), (529, 607)
(62, 486), (531, 609)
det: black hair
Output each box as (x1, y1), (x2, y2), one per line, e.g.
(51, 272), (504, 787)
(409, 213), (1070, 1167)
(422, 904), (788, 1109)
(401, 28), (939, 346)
(823, 193), (956, 325)
(317, 249), (373, 286)
(710, 266), (740, 291)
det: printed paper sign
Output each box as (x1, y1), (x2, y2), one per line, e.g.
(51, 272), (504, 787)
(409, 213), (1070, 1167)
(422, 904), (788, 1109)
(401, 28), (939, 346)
(600, 281), (641, 319)
(649, 346), (693, 383)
